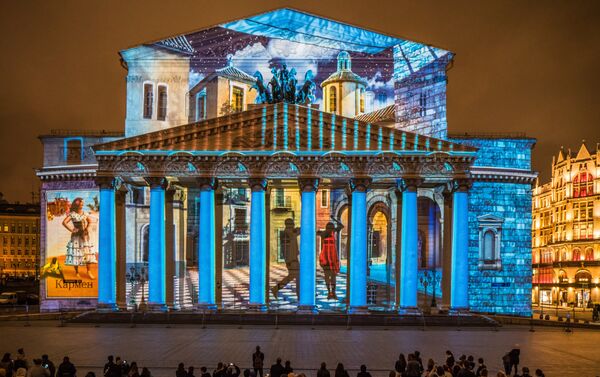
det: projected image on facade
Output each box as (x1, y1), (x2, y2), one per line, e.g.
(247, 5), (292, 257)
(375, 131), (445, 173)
(43, 190), (99, 298)
(37, 8), (537, 316)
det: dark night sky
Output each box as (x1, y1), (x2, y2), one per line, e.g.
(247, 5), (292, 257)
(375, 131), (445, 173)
(1, 0), (599, 202)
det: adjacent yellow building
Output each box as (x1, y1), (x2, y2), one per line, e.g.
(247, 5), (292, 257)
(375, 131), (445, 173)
(532, 142), (600, 308)
(0, 202), (40, 279)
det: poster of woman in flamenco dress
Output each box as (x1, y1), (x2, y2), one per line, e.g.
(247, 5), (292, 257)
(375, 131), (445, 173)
(61, 197), (97, 279)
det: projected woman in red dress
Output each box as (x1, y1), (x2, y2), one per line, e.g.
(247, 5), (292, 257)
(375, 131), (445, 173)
(318, 219), (344, 300)
(62, 197), (97, 279)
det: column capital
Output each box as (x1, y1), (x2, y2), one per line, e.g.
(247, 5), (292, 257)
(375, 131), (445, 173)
(349, 177), (372, 192)
(248, 177), (268, 192)
(397, 178), (423, 192)
(196, 177), (218, 190)
(298, 177), (319, 192)
(146, 177), (169, 189)
(95, 176), (116, 189)
(447, 178), (472, 193)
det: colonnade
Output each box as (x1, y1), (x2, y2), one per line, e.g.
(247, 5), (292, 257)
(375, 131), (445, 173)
(96, 176), (470, 313)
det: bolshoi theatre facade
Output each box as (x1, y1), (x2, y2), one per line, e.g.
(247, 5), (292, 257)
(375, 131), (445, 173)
(37, 9), (536, 316)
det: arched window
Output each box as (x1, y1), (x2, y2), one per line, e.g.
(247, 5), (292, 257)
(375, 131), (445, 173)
(573, 171), (593, 197)
(329, 86), (337, 113)
(157, 84), (168, 120)
(575, 270), (592, 284)
(558, 269), (568, 283)
(572, 248), (581, 261)
(478, 214), (503, 270)
(143, 82), (154, 119)
(585, 248), (594, 261)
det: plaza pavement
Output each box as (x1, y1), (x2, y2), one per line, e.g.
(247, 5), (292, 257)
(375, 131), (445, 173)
(0, 321), (599, 377)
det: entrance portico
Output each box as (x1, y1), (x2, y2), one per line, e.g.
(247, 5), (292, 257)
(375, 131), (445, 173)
(93, 103), (477, 313)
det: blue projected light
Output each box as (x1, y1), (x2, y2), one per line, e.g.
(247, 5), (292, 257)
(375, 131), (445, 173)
(451, 191), (469, 309)
(400, 189), (417, 308)
(98, 187), (116, 306)
(198, 188), (216, 306)
(148, 186), (166, 307)
(249, 189), (266, 307)
(299, 190), (316, 308)
(349, 190), (367, 309)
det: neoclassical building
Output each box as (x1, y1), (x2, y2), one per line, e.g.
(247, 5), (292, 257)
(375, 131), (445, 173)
(37, 8), (536, 315)
(532, 143), (600, 308)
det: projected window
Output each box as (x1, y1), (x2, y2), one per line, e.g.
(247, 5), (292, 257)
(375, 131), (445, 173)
(196, 92), (206, 121)
(329, 87), (337, 113)
(65, 139), (82, 165)
(359, 88), (365, 114)
(231, 86), (244, 113)
(478, 214), (503, 270)
(419, 92), (428, 117)
(143, 83), (154, 119)
(157, 85), (168, 121)
(573, 171), (593, 197)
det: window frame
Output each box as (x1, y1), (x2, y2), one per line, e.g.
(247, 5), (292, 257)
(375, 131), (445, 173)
(477, 214), (504, 270)
(143, 82), (155, 119)
(157, 84), (168, 121)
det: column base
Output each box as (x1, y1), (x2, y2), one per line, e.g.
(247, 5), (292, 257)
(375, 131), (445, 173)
(96, 303), (119, 312)
(196, 303), (218, 312)
(348, 305), (369, 315)
(248, 303), (268, 312)
(297, 305), (318, 314)
(147, 302), (169, 312)
(449, 307), (469, 315)
(398, 306), (421, 315)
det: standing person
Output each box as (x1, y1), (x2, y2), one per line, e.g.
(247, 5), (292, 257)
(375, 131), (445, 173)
(316, 363), (329, 377)
(269, 359), (285, 377)
(14, 349), (27, 371)
(26, 359), (49, 377)
(62, 197), (97, 279)
(225, 364), (240, 377)
(103, 357), (115, 377)
(475, 359), (486, 377)
(356, 366), (371, 377)
(176, 364), (187, 377)
(1, 353), (14, 377)
(519, 367), (531, 377)
(251, 346), (264, 377)
(41, 355), (55, 377)
(199, 368), (210, 377)
(445, 351), (455, 369)
(318, 221), (343, 299)
(271, 219), (300, 299)
(405, 354), (420, 377)
(501, 354), (511, 377)
(413, 352), (423, 374)
(57, 357), (76, 377)
(283, 362), (293, 375)
(334, 364), (349, 377)
(128, 363), (139, 377)
(187, 367), (195, 377)
(508, 349), (520, 376)
(394, 354), (406, 375)
(213, 363), (226, 377)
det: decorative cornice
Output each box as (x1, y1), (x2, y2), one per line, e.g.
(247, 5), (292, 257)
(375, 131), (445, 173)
(298, 177), (319, 192)
(248, 178), (268, 192)
(349, 178), (372, 192)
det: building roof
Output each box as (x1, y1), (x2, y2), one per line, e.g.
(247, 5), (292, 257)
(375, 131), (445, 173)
(155, 36), (194, 55)
(0, 203), (40, 216)
(93, 103), (476, 155)
(192, 64), (256, 91)
(321, 70), (367, 87)
(354, 104), (395, 124)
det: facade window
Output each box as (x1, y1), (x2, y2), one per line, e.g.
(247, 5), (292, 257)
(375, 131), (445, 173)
(143, 83), (154, 119)
(377, 92), (387, 105)
(231, 86), (244, 113)
(157, 85), (168, 121)
(478, 214), (503, 270)
(572, 248), (581, 261)
(359, 88), (365, 114)
(329, 86), (337, 113)
(275, 188), (285, 208)
(585, 248), (594, 261)
(196, 92), (206, 121)
(419, 92), (428, 117)
(65, 139), (82, 165)
(321, 190), (329, 208)
(573, 171), (593, 198)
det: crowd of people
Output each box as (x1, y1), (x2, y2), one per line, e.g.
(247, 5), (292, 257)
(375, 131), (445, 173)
(0, 346), (546, 377)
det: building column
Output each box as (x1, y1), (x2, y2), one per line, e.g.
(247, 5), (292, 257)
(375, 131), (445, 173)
(451, 181), (470, 311)
(349, 178), (371, 313)
(197, 178), (218, 310)
(115, 183), (128, 310)
(249, 178), (268, 311)
(441, 189), (453, 309)
(97, 178), (117, 311)
(298, 178), (319, 312)
(147, 178), (168, 311)
(399, 179), (419, 312)
(165, 187), (176, 310)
